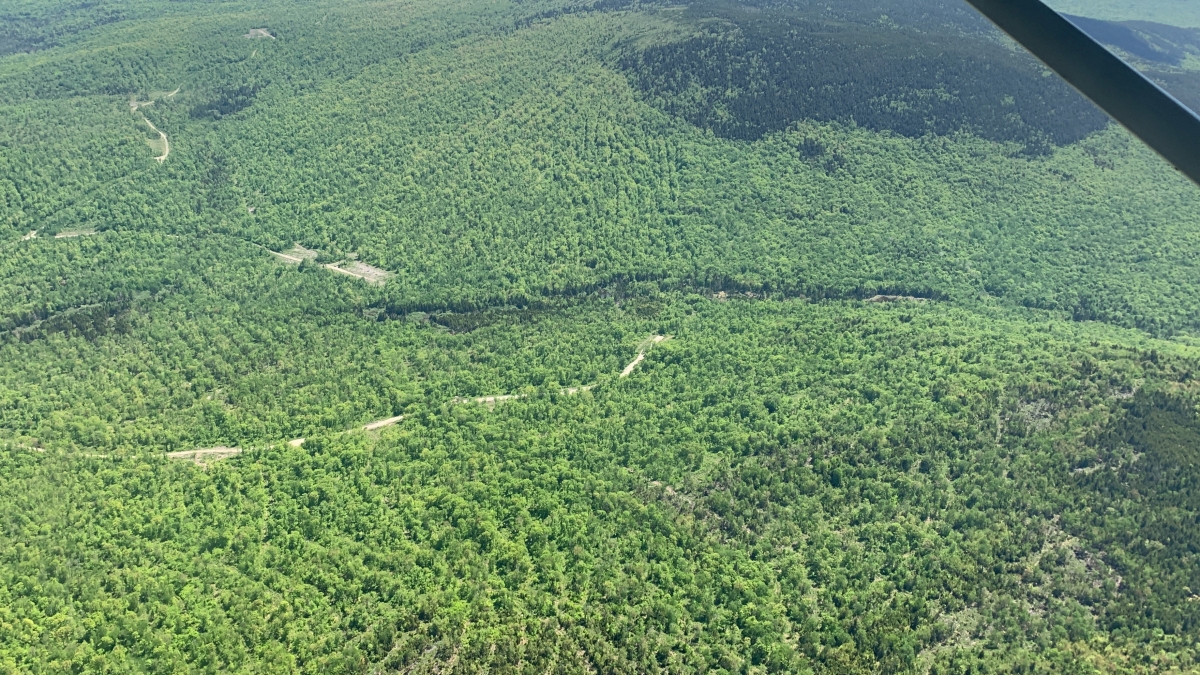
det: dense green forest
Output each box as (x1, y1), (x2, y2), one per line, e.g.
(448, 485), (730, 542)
(2, 0), (1200, 672)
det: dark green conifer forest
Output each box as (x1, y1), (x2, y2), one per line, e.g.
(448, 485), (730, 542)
(2, 0), (1200, 672)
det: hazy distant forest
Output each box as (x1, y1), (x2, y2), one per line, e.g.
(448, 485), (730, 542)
(2, 0), (1200, 672)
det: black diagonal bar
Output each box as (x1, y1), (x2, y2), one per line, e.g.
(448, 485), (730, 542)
(963, 0), (1200, 186)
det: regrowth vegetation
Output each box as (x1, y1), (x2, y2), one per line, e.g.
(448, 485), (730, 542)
(1, 0), (1200, 673)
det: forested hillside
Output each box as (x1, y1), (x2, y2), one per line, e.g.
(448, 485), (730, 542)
(2, 0), (1200, 672)
(1049, 0), (1200, 27)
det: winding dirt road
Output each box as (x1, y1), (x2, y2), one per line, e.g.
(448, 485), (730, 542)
(166, 336), (671, 465)
(143, 118), (169, 163)
(621, 335), (668, 377)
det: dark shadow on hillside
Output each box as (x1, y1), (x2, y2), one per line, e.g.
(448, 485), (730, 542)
(1063, 14), (1200, 114)
(615, 0), (1110, 151)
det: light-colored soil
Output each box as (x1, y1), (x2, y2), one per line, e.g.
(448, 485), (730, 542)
(620, 354), (647, 378)
(244, 28), (275, 39)
(143, 118), (169, 163)
(166, 446), (241, 466)
(474, 394), (523, 404)
(458, 384), (593, 408)
(449, 394), (525, 409)
(270, 244), (318, 264)
(363, 414), (404, 431)
(621, 335), (668, 378)
(55, 229), (96, 239)
(866, 295), (927, 303)
(267, 245), (390, 285)
(289, 244), (319, 260)
(130, 100), (153, 112)
(21, 230), (36, 240)
(325, 264), (365, 279)
(326, 260), (392, 285)
(288, 438), (305, 447)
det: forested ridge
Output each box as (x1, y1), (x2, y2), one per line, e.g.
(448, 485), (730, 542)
(2, 0), (1200, 672)
(617, 0), (1110, 147)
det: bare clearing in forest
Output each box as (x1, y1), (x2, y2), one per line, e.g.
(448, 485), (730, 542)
(270, 244), (318, 264)
(288, 438), (305, 447)
(621, 335), (668, 378)
(289, 244), (319, 260)
(55, 229), (96, 239)
(268, 245), (389, 285)
(472, 394), (524, 405)
(326, 260), (392, 285)
(244, 28), (275, 39)
(364, 414), (404, 431)
(450, 394), (525, 409)
(21, 231), (36, 240)
(167, 446), (241, 466)
(866, 295), (927, 303)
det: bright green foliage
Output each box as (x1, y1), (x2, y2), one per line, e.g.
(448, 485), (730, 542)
(3, 0), (1200, 333)
(2, 0), (1200, 672)
(1, 294), (1197, 673)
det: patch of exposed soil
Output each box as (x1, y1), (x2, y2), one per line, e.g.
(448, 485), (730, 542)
(452, 393), (526, 409)
(166, 446), (241, 466)
(244, 28), (275, 39)
(288, 243), (318, 259)
(270, 244), (318, 264)
(326, 260), (392, 285)
(363, 414), (404, 431)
